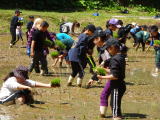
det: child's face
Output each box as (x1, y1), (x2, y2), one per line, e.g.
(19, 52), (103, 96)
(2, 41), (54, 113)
(94, 37), (104, 47)
(29, 18), (34, 22)
(110, 25), (117, 31)
(40, 26), (48, 32)
(151, 31), (158, 37)
(107, 46), (118, 56)
(87, 30), (94, 36)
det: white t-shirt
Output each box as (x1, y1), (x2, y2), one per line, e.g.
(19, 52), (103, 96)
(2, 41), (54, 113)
(0, 77), (36, 100)
(63, 22), (73, 33)
(16, 26), (22, 35)
(101, 50), (111, 61)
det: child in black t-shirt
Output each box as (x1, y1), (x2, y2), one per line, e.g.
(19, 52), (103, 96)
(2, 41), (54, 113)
(98, 38), (126, 120)
(29, 21), (50, 76)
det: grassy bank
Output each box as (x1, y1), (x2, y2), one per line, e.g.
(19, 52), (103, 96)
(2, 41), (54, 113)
(0, 9), (159, 34)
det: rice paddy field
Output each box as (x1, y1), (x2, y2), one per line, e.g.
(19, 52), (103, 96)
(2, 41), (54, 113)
(0, 9), (160, 120)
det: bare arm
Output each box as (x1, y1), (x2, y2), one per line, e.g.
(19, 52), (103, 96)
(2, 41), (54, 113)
(31, 41), (35, 57)
(97, 74), (118, 80)
(35, 82), (51, 88)
(17, 84), (32, 91)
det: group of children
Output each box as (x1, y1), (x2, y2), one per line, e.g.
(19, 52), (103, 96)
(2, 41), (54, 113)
(3, 10), (160, 120)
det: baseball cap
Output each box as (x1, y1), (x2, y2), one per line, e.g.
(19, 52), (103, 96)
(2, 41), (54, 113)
(13, 66), (29, 80)
(86, 24), (96, 33)
(108, 18), (121, 28)
(93, 30), (106, 38)
(15, 9), (22, 14)
(105, 38), (121, 49)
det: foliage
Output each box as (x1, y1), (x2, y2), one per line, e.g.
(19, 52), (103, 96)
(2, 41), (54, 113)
(51, 78), (61, 87)
(55, 40), (66, 49)
(94, 67), (106, 76)
(43, 40), (54, 47)
(50, 51), (59, 58)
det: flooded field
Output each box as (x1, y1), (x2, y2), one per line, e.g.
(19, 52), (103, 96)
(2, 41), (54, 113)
(0, 35), (160, 120)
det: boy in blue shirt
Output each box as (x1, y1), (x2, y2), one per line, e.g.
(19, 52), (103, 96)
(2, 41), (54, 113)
(67, 24), (96, 87)
(149, 25), (160, 77)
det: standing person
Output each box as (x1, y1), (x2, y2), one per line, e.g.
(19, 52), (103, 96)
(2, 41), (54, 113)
(67, 24), (96, 87)
(10, 10), (22, 48)
(98, 38), (126, 120)
(26, 16), (34, 41)
(0, 66), (59, 105)
(29, 21), (51, 76)
(149, 25), (160, 77)
(135, 25), (150, 51)
(15, 17), (24, 46)
(60, 21), (80, 35)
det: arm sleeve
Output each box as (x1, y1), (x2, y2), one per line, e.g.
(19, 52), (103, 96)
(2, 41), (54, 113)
(25, 80), (36, 87)
(78, 36), (88, 56)
(5, 78), (22, 90)
(110, 59), (120, 78)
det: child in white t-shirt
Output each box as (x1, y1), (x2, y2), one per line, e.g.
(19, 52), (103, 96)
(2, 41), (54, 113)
(16, 25), (24, 45)
(0, 66), (58, 105)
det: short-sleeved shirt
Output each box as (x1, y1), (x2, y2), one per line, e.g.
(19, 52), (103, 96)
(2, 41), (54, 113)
(135, 31), (150, 42)
(26, 21), (34, 31)
(32, 30), (46, 52)
(56, 33), (74, 49)
(10, 16), (19, 29)
(109, 54), (126, 89)
(63, 22), (73, 33)
(0, 77), (36, 100)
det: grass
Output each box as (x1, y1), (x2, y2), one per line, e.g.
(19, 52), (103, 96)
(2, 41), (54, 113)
(0, 9), (160, 120)
(0, 8), (160, 34)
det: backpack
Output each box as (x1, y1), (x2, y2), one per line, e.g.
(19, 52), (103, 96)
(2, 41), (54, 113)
(60, 22), (70, 34)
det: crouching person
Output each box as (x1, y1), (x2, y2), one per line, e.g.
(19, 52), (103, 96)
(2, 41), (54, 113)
(0, 66), (57, 105)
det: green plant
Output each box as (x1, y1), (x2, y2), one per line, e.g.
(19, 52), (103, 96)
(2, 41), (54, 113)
(43, 40), (54, 47)
(55, 40), (66, 49)
(94, 67), (106, 76)
(154, 40), (160, 45)
(51, 78), (61, 87)
(50, 51), (59, 58)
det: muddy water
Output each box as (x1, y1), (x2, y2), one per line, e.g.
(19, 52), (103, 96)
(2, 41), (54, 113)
(0, 35), (160, 120)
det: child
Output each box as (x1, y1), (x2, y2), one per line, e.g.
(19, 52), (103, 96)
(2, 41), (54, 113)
(16, 17), (24, 46)
(67, 24), (96, 87)
(10, 10), (22, 48)
(98, 38), (126, 120)
(149, 25), (160, 77)
(50, 32), (74, 67)
(105, 18), (121, 40)
(130, 22), (141, 47)
(0, 66), (57, 105)
(87, 30), (111, 87)
(135, 25), (150, 51)
(60, 21), (80, 35)
(29, 21), (51, 75)
(26, 16), (34, 40)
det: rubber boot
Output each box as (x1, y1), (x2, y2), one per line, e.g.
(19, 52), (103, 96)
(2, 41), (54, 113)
(67, 76), (74, 86)
(100, 106), (107, 118)
(77, 77), (82, 87)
